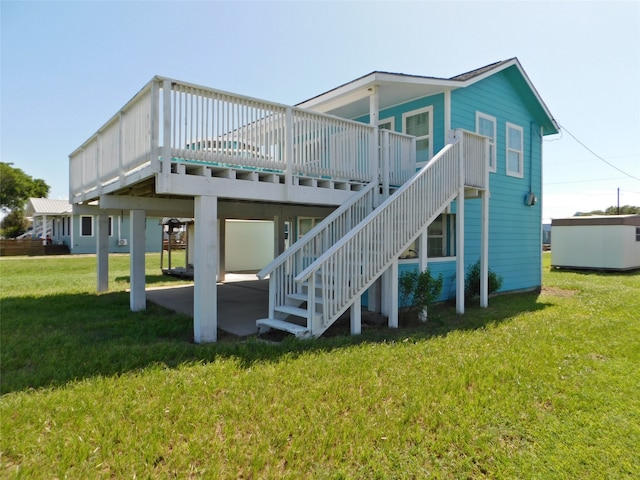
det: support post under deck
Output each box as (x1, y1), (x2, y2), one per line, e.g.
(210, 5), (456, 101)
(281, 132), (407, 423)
(96, 214), (109, 292)
(130, 209), (146, 311)
(218, 218), (226, 283)
(480, 189), (489, 307)
(193, 195), (218, 343)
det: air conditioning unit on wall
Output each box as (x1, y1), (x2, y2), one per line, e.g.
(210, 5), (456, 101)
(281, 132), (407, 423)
(118, 239), (128, 246)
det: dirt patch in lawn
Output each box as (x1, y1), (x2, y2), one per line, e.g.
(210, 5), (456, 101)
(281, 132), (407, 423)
(541, 286), (578, 297)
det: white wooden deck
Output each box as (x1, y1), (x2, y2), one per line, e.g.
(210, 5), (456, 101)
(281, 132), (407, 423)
(69, 76), (416, 207)
(69, 76), (489, 343)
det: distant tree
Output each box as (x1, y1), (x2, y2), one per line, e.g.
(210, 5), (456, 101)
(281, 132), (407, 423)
(587, 205), (640, 215)
(0, 163), (50, 238)
(0, 209), (30, 238)
(0, 162), (49, 212)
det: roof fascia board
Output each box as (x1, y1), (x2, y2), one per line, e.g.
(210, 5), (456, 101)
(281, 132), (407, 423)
(296, 73), (378, 110)
(297, 72), (459, 112)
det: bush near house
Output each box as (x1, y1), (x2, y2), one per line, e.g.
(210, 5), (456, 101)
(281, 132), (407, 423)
(464, 259), (503, 305)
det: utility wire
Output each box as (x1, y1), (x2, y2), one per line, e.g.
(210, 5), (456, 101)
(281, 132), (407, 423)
(545, 177), (628, 186)
(559, 124), (640, 182)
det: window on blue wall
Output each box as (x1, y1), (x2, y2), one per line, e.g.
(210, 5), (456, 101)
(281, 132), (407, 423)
(476, 112), (496, 172)
(378, 118), (395, 131)
(506, 122), (524, 178)
(399, 214), (454, 259)
(428, 215), (445, 256)
(81, 216), (93, 237)
(403, 106), (433, 167)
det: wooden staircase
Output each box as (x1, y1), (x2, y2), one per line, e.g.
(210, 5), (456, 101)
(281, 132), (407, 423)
(256, 129), (488, 338)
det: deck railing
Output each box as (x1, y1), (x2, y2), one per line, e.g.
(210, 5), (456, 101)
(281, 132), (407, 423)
(295, 129), (487, 335)
(380, 130), (417, 192)
(462, 130), (489, 188)
(71, 77), (409, 202)
(69, 84), (154, 201)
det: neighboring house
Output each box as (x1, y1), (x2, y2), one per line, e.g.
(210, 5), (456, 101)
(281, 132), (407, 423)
(68, 57), (558, 342)
(551, 215), (640, 270)
(25, 198), (162, 254)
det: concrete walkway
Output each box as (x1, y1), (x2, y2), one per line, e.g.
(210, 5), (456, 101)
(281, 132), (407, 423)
(146, 274), (269, 337)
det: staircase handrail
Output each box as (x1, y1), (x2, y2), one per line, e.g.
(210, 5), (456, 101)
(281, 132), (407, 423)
(257, 181), (377, 280)
(295, 130), (484, 328)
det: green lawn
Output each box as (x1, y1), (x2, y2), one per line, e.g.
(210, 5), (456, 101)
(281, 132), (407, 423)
(1, 253), (639, 478)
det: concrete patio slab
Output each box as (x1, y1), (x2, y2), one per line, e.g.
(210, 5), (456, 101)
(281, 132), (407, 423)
(146, 274), (269, 337)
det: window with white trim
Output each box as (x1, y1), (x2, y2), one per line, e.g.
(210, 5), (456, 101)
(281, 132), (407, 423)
(506, 122), (524, 177)
(297, 217), (322, 240)
(476, 112), (496, 172)
(80, 216), (93, 237)
(378, 117), (395, 131)
(636, 227), (640, 242)
(399, 214), (455, 259)
(403, 106), (433, 167)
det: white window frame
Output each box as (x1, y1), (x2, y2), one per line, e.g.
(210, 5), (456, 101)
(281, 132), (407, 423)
(297, 217), (322, 240)
(403, 106), (433, 168)
(506, 122), (524, 178)
(399, 213), (455, 261)
(476, 112), (497, 172)
(378, 117), (395, 131)
(80, 215), (93, 237)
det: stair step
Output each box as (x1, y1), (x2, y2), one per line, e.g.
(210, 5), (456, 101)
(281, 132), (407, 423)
(288, 292), (323, 304)
(256, 318), (311, 338)
(275, 304), (312, 319)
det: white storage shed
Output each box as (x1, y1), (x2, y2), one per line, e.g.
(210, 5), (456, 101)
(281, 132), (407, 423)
(551, 215), (640, 271)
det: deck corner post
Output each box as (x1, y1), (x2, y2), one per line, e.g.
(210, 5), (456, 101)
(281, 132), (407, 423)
(480, 189), (489, 308)
(129, 209), (147, 311)
(193, 195), (218, 343)
(381, 129), (390, 199)
(456, 132), (465, 314)
(158, 78), (172, 193)
(369, 86), (379, 184)
(284, 107), (293, 193)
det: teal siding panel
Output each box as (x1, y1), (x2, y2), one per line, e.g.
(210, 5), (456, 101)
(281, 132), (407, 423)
(452, 68), (543, 292)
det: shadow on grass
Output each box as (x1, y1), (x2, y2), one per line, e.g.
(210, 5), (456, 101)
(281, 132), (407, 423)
(548, 266), (640, 277)
(1, 289), (551, 395)
(114, 274), (192, 286)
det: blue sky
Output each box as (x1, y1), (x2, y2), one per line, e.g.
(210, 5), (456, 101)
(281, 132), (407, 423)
(2, 0), (639, 222)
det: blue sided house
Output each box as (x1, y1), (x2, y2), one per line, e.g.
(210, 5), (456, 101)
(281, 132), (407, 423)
(25, 198), (162, 254)
(68, 57), (558, 343)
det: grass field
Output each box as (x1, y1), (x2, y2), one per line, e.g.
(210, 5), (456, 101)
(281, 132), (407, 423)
(1, 253), (639, 478)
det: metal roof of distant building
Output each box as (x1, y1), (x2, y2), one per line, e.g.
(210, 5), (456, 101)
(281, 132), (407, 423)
(26, 198), (72, 216)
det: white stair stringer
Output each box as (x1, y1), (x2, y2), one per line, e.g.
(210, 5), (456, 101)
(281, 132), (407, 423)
(257, 129), (488, 338)
(256, 182), (379, 338)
